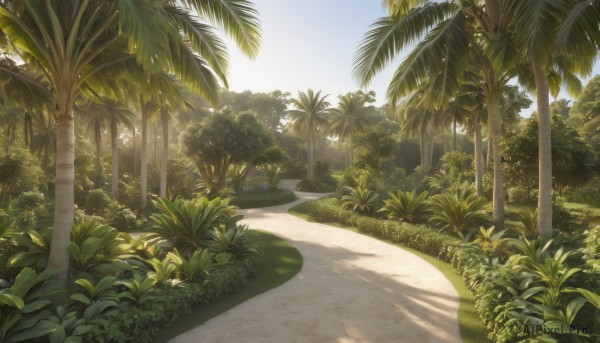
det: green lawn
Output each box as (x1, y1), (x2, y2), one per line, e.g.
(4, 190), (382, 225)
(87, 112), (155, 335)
(331, 170), (344, 182)
(156, 230), (303, 342)
(564, 202), (600, 214)
(289, 202), (490, 343)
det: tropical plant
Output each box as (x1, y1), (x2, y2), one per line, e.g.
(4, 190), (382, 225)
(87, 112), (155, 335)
(340, 174), (380, 215)
(288, 89), (332, 179)
(428, 185), (489, 241)
(211, 224), (257, 256)
(0, 268), (59, 342)
(472, 226), (506, 256)
(505, 0), (600, 237)
(514, 208), (539, 240)
(9, 229), (53, 270)
(147, 258), (178, 287)
(379, 190), (429, 224)
(149, 197), (237, 255)
(69, 276), (119, 305)
(117, 273), (156, 305)
(329, 91), (374, 165)
(0, 0), (261, 283)
(167, 248), (215, 282)
(353, 0), (520, 230)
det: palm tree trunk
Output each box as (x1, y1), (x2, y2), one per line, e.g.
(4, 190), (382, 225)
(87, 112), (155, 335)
(349, 134), (353, 166)
(533, 64), (553, 237)
(140, 99), (148, 210)
(453, 116), (457, 151)
(111, 121), (119, 198)
(474, 119), (484, 197)
(487, 91), (505, 228)
(154, 122), (158, 166)
(95, 126), (102, 178)
(307, 126), (314, 179)
(47, 113), (74, 283)
(160, 109), (169, 197)
(486, 137), (491, 173)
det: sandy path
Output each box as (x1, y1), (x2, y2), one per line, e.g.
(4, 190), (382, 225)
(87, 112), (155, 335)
(171, 181), (461, 343)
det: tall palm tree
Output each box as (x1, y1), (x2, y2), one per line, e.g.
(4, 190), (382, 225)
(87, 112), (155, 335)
(288, 89), (331, 179)
(85, 97), (134, 198)
(0, 0), (260, 282)
(329, 91), (374, 165)
(353, 0), (514, 228)
(505, 0), (600, 236)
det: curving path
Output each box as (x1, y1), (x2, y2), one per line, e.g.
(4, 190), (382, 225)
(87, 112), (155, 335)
(171, 180), (461, 343)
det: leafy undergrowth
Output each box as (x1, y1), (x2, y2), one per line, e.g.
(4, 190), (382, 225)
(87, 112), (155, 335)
(155, 230), (303, 342)
(289, 201), (488, 343)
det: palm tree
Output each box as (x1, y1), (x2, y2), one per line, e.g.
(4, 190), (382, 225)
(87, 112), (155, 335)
(288, 89), (331, 179)
(329, 91), (374, 165)
(0, 0), (260, 282)
(353, 0), (514, 228)
(85, 97), (134, 198)
(505, 0), (600, 236)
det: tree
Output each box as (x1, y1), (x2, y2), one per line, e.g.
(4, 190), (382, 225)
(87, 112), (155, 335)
(503, 116), (595, 198)
(570, 75), (600, 154)
(180, 111), (272, 196)
(353, 0), (514, 228)
(329, 91), (374, 165)
(85, 97), (134, 198)
(551, 99), (571, 120)
(288, 89), (331, 179)
(0, 0), (260, 283)
(505, 0), (600, 236)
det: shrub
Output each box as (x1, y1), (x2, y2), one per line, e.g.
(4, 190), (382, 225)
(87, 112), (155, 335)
(0, 268), (60, 342)
(340, 175), (380, 215)
(428, 185), (489, 241)
(84, 188), (115, 215)
(230, 190), (297, 209)
(296, 178), (336, 192)
(379, 190), (429, 223)
(513, 208), (538, 240)
(149, 197), (237, 256)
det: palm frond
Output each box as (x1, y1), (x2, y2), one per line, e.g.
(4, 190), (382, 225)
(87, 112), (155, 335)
(353, 2), (454, 87)
(386, 11), (470, 107)
(556, 0), (600, 75)
(186, 0), (261, 58)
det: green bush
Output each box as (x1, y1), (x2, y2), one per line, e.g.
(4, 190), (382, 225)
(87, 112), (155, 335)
(84, 189), (115, 215)
(106, 255), (262, 342)
(565, 177), (600, 205)
(230, 190), (297, 209)
(379, 190), (429, 223)
(340, 174), (380, 215)
(149, 197), (237, 256)
(296, 178), (336, 192)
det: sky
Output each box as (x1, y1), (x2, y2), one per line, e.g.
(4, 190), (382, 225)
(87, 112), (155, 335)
(224, 0), (400, 106)
(224, 0), (600, 115)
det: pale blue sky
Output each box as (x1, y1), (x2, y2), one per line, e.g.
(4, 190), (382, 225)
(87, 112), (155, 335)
(225, 0), (599, 115)
(225, 0), (399, 105)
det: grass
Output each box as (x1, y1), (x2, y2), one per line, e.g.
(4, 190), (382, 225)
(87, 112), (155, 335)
(331, 170), (344, 182)
(289, 201), (490, 343)
(564, 202), (600, 214)
(156, 230), (303, 342)
(230, 190), (297, 209)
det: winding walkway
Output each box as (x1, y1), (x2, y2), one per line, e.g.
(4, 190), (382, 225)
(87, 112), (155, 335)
(171, 181), (461, 343)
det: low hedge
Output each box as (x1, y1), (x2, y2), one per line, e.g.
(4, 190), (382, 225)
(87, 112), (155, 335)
(231, 190), (297, 209)
(305, 197), (507, 342)
(106, 254), (262, 342)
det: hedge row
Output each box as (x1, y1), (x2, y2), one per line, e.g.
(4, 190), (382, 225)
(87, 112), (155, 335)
(106, 255), (262, 342)
(306, 197), (507, 341)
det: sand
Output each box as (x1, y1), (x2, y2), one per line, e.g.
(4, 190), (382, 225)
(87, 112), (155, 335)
(170, 180), (461, 343)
